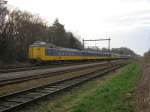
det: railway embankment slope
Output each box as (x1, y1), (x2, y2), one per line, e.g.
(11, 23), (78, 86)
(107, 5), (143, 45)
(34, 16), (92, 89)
(135, 51), (150, 112)
(29, 62), (140, 112)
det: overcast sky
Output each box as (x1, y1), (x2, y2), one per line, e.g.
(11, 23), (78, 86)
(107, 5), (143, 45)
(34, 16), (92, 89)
(7, 0), (150, 55)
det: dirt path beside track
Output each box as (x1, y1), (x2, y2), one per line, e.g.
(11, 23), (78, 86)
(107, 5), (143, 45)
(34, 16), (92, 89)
(135, 54), (150, 112)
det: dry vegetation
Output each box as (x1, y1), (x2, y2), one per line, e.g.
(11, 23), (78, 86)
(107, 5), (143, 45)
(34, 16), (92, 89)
(136, 50), (150, 112)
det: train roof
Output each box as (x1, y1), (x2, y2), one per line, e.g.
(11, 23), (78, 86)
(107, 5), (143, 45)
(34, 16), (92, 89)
(30, 41), (102, 54)
(30, 41), (57, 47)
(58, 47), (79, 52)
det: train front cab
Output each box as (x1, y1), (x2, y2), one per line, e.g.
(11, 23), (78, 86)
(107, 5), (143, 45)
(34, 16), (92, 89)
(28, 45), (45, 63)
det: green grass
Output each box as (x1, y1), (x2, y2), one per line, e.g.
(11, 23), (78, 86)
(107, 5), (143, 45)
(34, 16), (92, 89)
(30, 62), (140, 112)
(68, 62), (140, 112)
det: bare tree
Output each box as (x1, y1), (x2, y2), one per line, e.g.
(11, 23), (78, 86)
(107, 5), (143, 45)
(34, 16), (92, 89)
(0, 7), (83, 63)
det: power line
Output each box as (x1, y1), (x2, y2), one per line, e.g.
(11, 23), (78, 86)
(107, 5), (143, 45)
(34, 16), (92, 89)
(83, 38), (111, 55)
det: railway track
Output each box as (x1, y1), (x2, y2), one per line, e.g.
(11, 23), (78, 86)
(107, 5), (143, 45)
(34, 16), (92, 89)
(0, 61), (101, 73)
(0, 59), (126, 73)
(0, 61), (128, 112)
(0, 60), (127, 86)
(0, 63), (78, 73)
(0, 62), (110, 86)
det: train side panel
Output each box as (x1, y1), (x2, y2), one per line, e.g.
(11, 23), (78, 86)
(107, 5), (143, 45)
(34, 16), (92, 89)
(29, 46), (117, 62)
(39, 48), (110, 61)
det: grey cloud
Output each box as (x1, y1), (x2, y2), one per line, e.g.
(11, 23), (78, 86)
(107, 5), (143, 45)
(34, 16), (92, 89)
(106, 9), (150, 27)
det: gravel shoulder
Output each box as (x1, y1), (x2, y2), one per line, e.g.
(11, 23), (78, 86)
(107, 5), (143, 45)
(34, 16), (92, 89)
(135, 60), (150, 112)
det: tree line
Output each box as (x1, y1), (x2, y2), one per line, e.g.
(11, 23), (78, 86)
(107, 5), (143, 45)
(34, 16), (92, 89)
(0, 0), (82, 63)
(0, 0), (139, 64)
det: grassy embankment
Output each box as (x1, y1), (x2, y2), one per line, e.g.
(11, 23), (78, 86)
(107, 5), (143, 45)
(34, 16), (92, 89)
(68, 62), (140, 112)
(33, 62), (140, 112)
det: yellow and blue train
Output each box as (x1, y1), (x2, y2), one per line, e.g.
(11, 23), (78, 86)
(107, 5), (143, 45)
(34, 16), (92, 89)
(28, 41), (126, 63)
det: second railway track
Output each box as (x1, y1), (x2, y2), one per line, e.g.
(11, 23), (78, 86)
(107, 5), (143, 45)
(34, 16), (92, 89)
(0, 62), (86, 73)
(0, 61), (128, 112)
(0, 61), (122, 86)
(0, 61), (112, 73)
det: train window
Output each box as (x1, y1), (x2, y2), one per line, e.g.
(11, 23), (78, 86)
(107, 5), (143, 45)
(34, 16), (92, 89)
(46, 49), (52, 56)
(55, 50), (58, 56)
(80, 52), (82, 56)
(70, 52), (72, 56)
(65, 51), (67, 56)
(85, 52), (87, 56)
(53, 49), (57, 56)
(51, 49), (54, 56)
(52, 49), (55, 56)
(61, 51), (63, 56)
(62, 51), (64, 56)
(76, 52), (78, 56)
(69, 52), (71, 56)
(56, 50), (59, 56)
(83, 52), (85, 56)
(64, 51), (67, 56)
(62, 51), (65, 56)
(52, 50), (55, 56)
(68, 52), (70, 56)
(79, 52), (81, 56)
(59, 51), (62, 56)
(82, 52), (84, 56)
(87, 53), (89, 56)
(75, 52), (77, 56)
(59, 51), (61, 56)
(57, 51), (60, 56)
(76, 52), (77, 56)
(67, 51), (69, 56)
